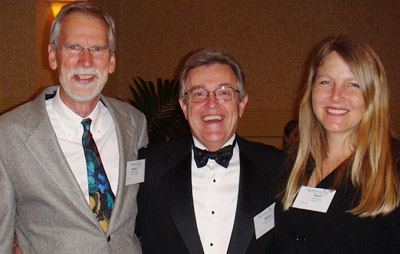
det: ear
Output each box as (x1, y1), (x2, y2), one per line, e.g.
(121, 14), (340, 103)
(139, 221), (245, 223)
(179, 97), (188, 119)
(48, 44), (58, 70)
(238, 94), (248, 118)
(108, 52), (116, 74)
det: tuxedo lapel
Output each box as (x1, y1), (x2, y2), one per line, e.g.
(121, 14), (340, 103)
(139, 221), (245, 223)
(227, 140), (270, 254)
(163, 137), (204, 254)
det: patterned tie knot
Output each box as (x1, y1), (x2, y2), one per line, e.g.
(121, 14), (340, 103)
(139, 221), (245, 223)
(81, 118), (92, 131)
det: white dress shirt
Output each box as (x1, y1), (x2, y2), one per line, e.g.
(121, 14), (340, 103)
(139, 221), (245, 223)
(192, 135), (240, 254)
(46, 89), (119, 203)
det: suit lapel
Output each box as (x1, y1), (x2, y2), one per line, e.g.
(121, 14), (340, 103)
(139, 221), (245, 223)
(101, 96), (137, 234)
(163, 137), (204, 254)
(227, 139), (270, 254)
(24, 88), (97, 225)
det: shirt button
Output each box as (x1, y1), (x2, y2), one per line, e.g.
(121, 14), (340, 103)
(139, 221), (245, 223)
(107, 235), (111, 242)
(213, 179), (216, 183)
(210, 243), (213, 246)
(211, 211), (215, 214)
(296, 235), (306, 243)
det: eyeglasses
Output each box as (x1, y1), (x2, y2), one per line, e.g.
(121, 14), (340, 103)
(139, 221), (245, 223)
(54, 44), (110, 57)
(185, 86), (240, 103)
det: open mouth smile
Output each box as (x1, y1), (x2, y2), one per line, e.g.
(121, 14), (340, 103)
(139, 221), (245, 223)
(75, 74), (96, 81)
(203, 115), (223, 121)
(326, 108), (348, 114)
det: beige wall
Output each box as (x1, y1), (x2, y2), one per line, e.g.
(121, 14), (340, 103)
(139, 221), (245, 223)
(0, 0), (55, 112)
(1, 0), (399, 147)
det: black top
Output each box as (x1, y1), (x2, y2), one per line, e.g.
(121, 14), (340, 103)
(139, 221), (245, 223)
(275, 142), (400, 254)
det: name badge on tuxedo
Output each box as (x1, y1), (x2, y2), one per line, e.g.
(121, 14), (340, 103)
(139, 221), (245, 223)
(292, 186), (336, 213)
(125, 159), (145, 185)
(253, 202), (275, 239)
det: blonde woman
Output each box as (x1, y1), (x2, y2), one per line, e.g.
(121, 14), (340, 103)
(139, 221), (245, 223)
(275, 37), (400, 253)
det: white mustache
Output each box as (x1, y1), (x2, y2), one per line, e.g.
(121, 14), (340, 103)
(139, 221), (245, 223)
(68, 67), (100, 78)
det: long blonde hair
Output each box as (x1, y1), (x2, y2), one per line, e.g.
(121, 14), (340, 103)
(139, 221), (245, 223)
(282, 37), (399, 217)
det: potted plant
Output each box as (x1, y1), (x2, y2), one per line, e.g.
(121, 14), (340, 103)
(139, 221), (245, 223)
(125, 77), (190, 143)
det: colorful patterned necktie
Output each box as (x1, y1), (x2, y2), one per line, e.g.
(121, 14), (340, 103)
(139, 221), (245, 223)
(81, 118), (115, 232)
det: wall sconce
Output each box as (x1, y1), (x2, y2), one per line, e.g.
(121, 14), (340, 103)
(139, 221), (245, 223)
(48, 0), (88, 17)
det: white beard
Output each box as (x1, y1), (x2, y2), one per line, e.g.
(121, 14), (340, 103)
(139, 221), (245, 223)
(59, 67), (107, 102)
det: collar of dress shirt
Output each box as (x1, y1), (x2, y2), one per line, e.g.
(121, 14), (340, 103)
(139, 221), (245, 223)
(192, 134), (236, 151)
(51, 88), (102, 139)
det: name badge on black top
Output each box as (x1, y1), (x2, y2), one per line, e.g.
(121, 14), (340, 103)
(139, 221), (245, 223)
(292, 186), (336, 213)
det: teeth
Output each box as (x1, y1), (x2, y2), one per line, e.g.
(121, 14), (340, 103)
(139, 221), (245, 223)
(326, 108), (348, 114)
(203, 115), (223, 121)
(77, 74), (95, 79)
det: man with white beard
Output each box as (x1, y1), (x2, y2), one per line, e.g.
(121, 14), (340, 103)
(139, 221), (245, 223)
(0, 2), (148, 254)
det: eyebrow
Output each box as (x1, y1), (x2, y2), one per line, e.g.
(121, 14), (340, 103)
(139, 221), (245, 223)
(219, 83), (234, 87)
(61, 41), (108, 47)
(315, 74), (357, 81)
(190, 83), (234, 89)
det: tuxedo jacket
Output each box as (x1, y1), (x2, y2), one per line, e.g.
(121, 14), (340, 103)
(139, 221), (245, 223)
(0, 86), (148, 254)
(136, 135), (284, 254)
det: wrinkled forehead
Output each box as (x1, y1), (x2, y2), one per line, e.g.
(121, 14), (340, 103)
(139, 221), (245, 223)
(186, 64), (238, 89)
(58, 12), (109, 45)
(60, 12), (108, 35)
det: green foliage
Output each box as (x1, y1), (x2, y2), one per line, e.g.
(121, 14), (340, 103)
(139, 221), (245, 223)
(126, 77), (189, 143)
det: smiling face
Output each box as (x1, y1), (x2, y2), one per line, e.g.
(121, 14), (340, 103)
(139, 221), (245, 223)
(48, 12), (115, 105)
(179, 64), (248, 151)
(312, 51), (366, 140)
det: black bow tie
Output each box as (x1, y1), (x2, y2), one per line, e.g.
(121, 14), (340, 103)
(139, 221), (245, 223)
(193, 139), (236, 168)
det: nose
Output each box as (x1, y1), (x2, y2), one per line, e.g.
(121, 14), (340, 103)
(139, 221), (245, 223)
(330, 85), (344, 102)
(78, 48), (93, 68)
(205, 91), (219, 108)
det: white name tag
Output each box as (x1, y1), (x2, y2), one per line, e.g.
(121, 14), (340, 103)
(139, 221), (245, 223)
(253, 202), (275, 239)
(292, 186), (336, 213)
(125, 159), (145, 185)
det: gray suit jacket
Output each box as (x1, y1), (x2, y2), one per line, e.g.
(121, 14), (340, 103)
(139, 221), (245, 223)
(0, 86), (148, 254)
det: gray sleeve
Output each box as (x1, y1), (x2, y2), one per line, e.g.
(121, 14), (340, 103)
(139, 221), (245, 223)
(0, 156), (15, 254)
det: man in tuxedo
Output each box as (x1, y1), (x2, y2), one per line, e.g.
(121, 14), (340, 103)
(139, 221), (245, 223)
(0, 2), (147, 253)
(136, 50), (283, 253)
